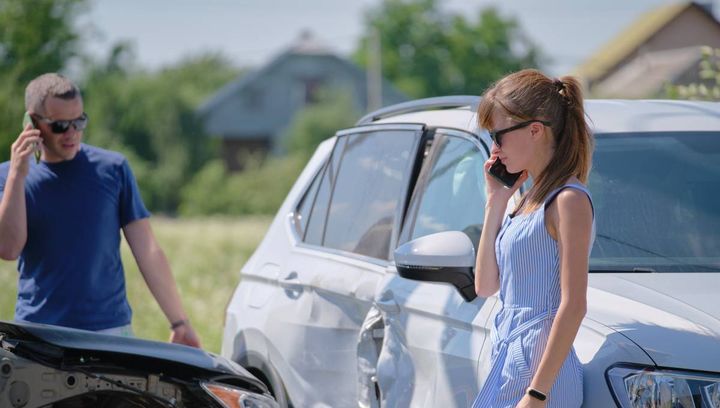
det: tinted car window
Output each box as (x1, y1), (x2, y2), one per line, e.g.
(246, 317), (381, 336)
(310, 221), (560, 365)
(408, 134), (487, 250)
(304, 137), (347, 245)
(590, 132), (720, 272)
(323, 131), (418, 260)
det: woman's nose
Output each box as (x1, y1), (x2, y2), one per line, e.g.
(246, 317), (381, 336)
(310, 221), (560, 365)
(490, 143), (501, 155)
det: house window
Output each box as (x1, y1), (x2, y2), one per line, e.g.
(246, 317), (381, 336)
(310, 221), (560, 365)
(303, 79), (323, 104)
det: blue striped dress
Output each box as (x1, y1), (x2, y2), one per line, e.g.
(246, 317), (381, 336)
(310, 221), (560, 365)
(472, 183), (594, 408)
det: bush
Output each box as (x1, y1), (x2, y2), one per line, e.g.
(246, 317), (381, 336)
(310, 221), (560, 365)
(179, 154), (307, 216)
(283, 89), (358, 158)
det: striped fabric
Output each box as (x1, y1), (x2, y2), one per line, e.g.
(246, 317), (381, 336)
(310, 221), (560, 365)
(472, 183), (595, 408)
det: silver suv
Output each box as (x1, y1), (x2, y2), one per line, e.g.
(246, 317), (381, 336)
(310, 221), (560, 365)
(222, 96), (720, 408)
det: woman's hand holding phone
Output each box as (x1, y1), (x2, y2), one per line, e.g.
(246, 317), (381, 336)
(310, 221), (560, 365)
(488, 157), (523, 188)
(483, 155), (527, 206)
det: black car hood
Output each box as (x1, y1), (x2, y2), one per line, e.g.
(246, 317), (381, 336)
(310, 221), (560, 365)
(0, 320), (267, 393)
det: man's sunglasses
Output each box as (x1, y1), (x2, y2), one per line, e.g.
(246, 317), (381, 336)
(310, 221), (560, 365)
(34, 113), (88, 134)
(489, 119), (551, 147)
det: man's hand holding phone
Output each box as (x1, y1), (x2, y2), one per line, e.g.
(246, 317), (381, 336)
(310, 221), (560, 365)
(10, 121), (43, 178)
(22, 112), (42, 165)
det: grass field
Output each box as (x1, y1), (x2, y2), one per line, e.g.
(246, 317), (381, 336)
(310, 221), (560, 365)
(0, 216), (272, 354)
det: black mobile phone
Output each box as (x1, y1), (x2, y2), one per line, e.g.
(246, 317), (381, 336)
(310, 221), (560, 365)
(487, 158), (522, 188)
(23, 112), (41, 164)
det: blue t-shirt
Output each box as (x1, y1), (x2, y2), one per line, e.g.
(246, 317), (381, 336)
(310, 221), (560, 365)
(0, 144), (150, 330)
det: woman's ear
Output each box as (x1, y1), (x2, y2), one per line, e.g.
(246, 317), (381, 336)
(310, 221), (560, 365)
(529, 121), (546, 140)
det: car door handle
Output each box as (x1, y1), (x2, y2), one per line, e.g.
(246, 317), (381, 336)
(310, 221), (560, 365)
(280, 271), (303, 294)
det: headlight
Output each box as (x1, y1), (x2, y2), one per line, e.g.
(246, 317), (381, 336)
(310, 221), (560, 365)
(607, 364), (720, 408)
(201, 382), (279, 408)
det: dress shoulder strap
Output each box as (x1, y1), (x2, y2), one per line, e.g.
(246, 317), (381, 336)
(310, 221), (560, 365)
(544, 183), (594, 217)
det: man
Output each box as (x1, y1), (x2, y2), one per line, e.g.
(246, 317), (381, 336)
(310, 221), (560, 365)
(0, 73), (200, 347)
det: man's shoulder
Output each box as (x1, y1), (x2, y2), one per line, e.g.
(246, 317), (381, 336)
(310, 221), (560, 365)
(82, 144), (127, 166)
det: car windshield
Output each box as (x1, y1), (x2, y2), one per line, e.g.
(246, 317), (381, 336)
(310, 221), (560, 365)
(589, 131), (720, 272)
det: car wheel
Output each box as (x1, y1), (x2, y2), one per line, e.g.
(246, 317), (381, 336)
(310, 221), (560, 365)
(246, 366), (292, 408)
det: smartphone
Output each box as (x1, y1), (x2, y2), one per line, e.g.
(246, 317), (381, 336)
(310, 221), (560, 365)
(487, 157), (522, 188)
(23, 112), (41, 164)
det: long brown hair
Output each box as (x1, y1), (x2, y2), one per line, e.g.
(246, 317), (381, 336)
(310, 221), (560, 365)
(477, 69), (593, 213)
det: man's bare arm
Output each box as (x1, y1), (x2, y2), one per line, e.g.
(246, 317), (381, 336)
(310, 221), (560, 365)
(123, 218), (201, 347)
(0, 125), (41, 260)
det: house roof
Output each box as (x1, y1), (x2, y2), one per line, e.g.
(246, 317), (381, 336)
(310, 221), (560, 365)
(288, 29), (334, 55)
(572, 2), (692, 82)
(591, 46), (705, 98)
(198, 31), (337, 115)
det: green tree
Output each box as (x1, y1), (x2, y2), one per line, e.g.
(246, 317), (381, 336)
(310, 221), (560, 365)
(0, 0), (88, 161)
(667, 46), (720, 101)
(283, 89), (359, 158)
(354, 0), (544, 98)
(81, 49), (241, 213)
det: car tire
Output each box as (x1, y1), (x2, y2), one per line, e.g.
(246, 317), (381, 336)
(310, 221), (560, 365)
(247, 364), (292, 408)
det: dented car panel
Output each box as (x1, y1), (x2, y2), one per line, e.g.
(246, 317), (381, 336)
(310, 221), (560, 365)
(271, 247), (386, 407)
(371, 277), (499, 407)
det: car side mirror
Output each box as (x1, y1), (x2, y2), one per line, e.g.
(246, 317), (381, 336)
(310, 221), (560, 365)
(394, 231), (477, 302)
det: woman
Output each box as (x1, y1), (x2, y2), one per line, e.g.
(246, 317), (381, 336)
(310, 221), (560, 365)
(472, 69), (594, 408)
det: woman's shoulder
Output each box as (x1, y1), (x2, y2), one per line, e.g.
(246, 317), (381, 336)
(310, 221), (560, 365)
(555, 187), (591, 208)
(553, 181), (594, 221)
(544, 177), (593, 212)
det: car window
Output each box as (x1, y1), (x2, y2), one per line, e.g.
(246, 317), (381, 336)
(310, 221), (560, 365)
(304, 137), (347, 245)
(590, 131), (720, 272)
(322, 130), (418, 260)
(407, 133), (487, 250)
(294, 163), (323, 237)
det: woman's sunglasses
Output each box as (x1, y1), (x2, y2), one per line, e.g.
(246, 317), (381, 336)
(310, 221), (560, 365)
(489, 119), (551, 147)
(34, 113), (89, 134)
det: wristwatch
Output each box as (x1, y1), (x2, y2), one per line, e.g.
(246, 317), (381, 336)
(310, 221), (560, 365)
(527, 387), (547, 401)
(170, 318), (189, 330)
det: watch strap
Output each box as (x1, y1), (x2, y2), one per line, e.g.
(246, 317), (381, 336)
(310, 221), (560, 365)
(170, 318), (189, 330)
(527, 387), (547, 401)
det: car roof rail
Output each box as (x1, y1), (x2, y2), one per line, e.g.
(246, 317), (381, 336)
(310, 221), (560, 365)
(356, 95), (481, 125)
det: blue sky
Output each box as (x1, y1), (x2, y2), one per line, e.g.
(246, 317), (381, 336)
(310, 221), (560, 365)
(80, 0), (706, 76)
